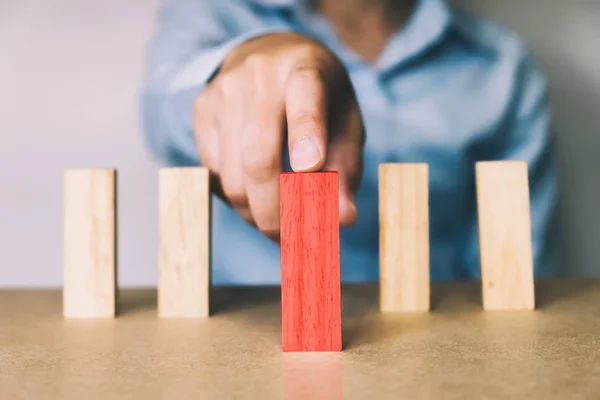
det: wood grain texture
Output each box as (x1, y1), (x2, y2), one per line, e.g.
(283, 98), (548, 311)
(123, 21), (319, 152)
(63, 169), (117, 318)
(280, 172), (341, 352)
(158, 167), (210, 318)
(476, 161), (535, 310)
(379, 163), (430, 312)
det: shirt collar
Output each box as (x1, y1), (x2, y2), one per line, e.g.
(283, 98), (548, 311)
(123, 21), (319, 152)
(247, 0), (296, 7)
(376, 0), (453, 72)
(248, 0), (455, 70)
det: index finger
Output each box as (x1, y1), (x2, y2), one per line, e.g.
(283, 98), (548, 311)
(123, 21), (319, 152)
(285, 65), (329, 172)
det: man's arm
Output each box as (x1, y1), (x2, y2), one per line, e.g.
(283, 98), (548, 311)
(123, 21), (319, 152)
(140, 0), (365, 235)
(464, 52), (559, 277)
(140, 0), (289, 165)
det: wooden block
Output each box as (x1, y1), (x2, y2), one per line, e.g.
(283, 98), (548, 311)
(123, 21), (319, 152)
(475, 161), (535, 310)
(378, 163), (430, 312)
(158, 167), (210, 317)
(280, 172), (341, 352)
(63, 169), (117, 318)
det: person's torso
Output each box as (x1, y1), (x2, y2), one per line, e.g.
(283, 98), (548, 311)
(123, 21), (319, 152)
(210, 0), (524, 284)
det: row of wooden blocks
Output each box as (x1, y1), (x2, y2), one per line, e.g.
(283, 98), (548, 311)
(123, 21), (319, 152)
(63, 161), (534, 351)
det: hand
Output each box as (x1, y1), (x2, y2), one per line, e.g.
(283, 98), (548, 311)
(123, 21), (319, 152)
(193, 32), (365, 240)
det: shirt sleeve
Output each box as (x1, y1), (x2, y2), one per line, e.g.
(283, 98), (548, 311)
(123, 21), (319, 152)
(140, 0), (290, 166)
(463, 52), (559, 278)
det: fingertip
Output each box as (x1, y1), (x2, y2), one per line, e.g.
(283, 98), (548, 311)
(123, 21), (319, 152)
(285, 65), (328, 172)
(339, 192), (357, 226)
(291, 136), (324, 171)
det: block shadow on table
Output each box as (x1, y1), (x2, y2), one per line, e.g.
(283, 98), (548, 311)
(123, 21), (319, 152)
(209, 286), (281, 316)
(340, 281), (484, 350)
(116, 286), (282, 317)
(533, 278), (598, 309)
(114, 279), (597, 350)
(341, 284), (431, 350)
(426, 278), (597, 311)
(340, 278), (599, 350)
(116, 289), (157, 316)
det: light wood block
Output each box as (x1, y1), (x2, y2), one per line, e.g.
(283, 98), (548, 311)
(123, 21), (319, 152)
(476, 161), (535, 310)
(63, 169), (117, 318)
(280, 172), (342, 352)
(378, 163), (430, 312)
(158, 167), (210, 317)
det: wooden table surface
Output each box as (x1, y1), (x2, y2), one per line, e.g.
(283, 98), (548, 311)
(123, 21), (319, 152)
(1, 279), (599, 399)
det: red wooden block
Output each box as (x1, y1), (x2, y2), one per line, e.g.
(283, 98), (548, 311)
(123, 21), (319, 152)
(280, 171), (342, 352)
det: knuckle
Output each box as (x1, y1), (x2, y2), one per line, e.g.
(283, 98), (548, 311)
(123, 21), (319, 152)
(295, 43), (321, 59)
(243, 55), (275, 99)
(288, 113), (322, 135)
(290, 65), (322, 84)
(243, 53), (269, 72)
(219, 173), (247, 206)
(254, 212), (279, 236)
(289, 112), (320, 126)
(222, 184), (247, 206)
(243, 151), (279, 184)
(216, 73), (237, 95)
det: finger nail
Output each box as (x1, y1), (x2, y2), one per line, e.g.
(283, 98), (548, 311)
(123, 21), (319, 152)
(292, 137), (321, 171)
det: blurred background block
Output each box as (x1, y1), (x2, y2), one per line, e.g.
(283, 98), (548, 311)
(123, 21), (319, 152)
(1, 0), (599, 287)
(452, 0), (600, 280)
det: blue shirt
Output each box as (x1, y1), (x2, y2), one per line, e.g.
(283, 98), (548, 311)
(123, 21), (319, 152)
(141, 0), (558, 284)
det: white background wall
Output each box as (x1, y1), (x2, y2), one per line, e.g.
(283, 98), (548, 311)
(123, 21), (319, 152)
(0, 0), (164, 287)
(1, 0), (599, 287)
